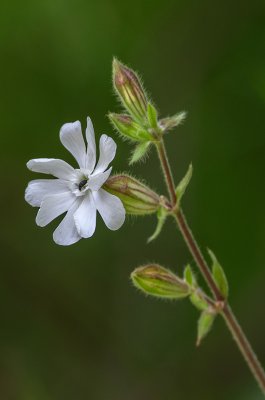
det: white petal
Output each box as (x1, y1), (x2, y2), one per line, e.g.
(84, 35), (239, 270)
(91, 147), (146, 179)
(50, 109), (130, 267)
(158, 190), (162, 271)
(87, 167), (112, 191)
(85, 117), (96, 173)
(25, 179), (70, 207)
(93, 134), (116, 175)
(74, 192), (97, 238)
(53, 201), (81, 246)
(27, 158), (75, 180)
(36, 192), (75, 227)
(93, 188), (125, 230)
(60, 121), (86, 168)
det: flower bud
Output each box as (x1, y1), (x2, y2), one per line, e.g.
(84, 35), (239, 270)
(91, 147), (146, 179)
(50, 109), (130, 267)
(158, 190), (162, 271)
(112, 58), (148, 123)
(131, 264), (190, 299)
(108, 113), (152, 142)
(104, 175), (160, 215)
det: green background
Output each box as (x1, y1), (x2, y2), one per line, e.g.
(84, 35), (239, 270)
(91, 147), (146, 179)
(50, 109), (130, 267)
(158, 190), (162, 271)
(1, 0), (265, 399)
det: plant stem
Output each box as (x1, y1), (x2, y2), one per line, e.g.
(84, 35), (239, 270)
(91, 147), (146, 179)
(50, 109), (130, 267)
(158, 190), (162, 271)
(155, 138), (265, 395)
(176, 208), (265, 394)
(223, 304), (265, 393)
(156, 140), (177, 205)
(176, 208), (223, 301)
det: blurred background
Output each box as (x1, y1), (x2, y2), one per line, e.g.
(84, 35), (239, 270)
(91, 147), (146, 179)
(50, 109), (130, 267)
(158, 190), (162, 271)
(0, 0), (265, 398)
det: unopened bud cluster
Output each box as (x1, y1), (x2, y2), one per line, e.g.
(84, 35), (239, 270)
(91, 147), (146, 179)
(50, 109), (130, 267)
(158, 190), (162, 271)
(110, 58), (186, 146)
(111, 59), (156, 146)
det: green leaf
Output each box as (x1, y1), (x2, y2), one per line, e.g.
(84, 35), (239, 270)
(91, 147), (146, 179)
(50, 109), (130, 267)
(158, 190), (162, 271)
(197, 310), (216, 346)
(147, 103), (158, 129)
(184, 264), (196, 287)
(175, 163), (193, 203)
(208, 249), (229, 299)
(190, 291), (208, 311)
(129, 141), (151, 164)
(147, 207), (168, 243)
(159, 111), (187, 132)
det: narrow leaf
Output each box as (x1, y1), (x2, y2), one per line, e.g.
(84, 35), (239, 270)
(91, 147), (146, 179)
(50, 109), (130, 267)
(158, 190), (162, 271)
(190, 291), (208, 311)
(197, 310), (216, 346)
(159, 111), (187, 132)
(129, 141), (151, 165)
(208, 249), (229, 299)
(147, 207), (168, 243)
(147, 103), (158, 129)
(184, 264), (196, 287)
(175, 163), (193, 203)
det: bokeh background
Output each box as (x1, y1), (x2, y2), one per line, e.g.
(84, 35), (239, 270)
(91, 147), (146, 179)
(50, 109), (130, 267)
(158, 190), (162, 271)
(1, 0), (265, 399)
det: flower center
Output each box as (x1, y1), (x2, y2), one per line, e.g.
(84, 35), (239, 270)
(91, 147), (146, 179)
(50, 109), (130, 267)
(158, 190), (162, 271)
(71, 170), (91, 197)
(78, 179), (88, 191)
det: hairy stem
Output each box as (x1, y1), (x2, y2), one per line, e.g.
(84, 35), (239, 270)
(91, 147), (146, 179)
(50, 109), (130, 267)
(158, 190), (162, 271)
(155, 138), (265, 395)
(156, 140), (176, 205)
(175, 208), (223, 301)
(223, 304), (265, 393)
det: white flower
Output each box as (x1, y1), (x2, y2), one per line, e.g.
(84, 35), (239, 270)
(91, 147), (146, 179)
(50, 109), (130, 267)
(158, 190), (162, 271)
(25, 117), (125, 246)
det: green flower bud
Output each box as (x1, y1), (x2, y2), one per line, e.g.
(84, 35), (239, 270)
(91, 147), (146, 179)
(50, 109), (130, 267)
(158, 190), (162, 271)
(112, 58), (148, 123)
(104, 175), (160, 215)
(108, 113), (152, 142)
(131, 264), (190, 299)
